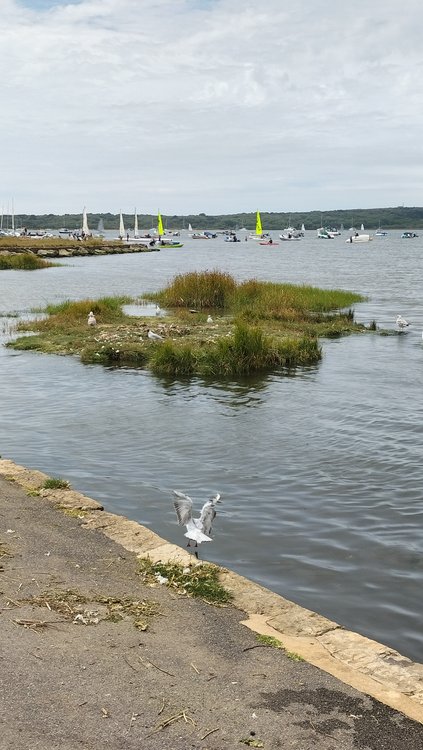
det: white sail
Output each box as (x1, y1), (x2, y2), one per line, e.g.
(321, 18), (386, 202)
(361, 223), (364, 231)
(82, 206), (90, 236)
(188, 223), (192, 232)
(301, 223), (305, 232)
(134, 209), (138, 238)
(119, 211), (125, 239)
(97, 218), (105, 233)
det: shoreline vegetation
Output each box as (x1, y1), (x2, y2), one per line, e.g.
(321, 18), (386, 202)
(3, 205), (423, 231)
(0, 253), (56, 270)
(7, 271), (366, 377)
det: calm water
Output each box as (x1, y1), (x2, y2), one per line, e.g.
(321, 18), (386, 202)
(1, 230), (422, 661)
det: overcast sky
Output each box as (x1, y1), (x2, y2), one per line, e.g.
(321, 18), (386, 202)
(2, 0), (423, 215)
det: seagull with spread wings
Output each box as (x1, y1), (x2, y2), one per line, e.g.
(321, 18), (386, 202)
(173, 490), (221, 549)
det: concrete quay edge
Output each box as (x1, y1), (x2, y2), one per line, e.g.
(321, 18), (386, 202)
(1, 457), (422, 725)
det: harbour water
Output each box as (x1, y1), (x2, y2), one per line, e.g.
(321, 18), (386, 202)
(1, 230), (422, 661)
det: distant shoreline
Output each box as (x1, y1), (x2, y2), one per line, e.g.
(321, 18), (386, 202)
(2, 206), (423, 232)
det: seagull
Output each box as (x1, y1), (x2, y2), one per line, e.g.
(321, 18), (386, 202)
(87, 311), (96, 326)
(207, 315), (213, 323)
(396, 315), (409, 329)
(147, 329), (164, 341)
(155, 304), (162, 316)
(173, 490), (221, 549)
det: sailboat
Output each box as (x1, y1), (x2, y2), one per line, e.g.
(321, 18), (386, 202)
(119, 211), (125, 240)
(97, 218), (105, 234)
(375, 222), (388, 237)
(82, 206), (91, 237)
(134, 209), (139, 238)
(156, 210), (184, 247)
(249, 210), (268, 240)
(157, 210), (164, 238)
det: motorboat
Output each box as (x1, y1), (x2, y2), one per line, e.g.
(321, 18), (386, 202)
(317, 227), (335, 239)
(279, 232), (301, 241)
(401, 231), (418, 238)
(375, 229), (388, 236)
(346, 233), (373, 243)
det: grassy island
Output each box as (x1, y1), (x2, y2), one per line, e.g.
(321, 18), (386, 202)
(0, 253), (55, 270)
(7, 271), (365, 377)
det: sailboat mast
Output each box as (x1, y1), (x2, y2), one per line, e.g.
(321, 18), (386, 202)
(134, 208), (138, 238)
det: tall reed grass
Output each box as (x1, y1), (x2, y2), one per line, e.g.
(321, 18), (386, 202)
(149, 271), (363, 320)
(0, 253), (54, 270)
(150, 270), (237, 309)
(150, 323), (321, 377)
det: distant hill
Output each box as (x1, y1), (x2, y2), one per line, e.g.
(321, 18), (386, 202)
(5, 206), (423, 231)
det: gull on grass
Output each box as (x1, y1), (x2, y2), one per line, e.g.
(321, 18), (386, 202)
(88, 311), (96, 326)
(148, 329), (164, 341)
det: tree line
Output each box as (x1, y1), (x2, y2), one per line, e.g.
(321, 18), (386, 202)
(4, 206), (423, 231)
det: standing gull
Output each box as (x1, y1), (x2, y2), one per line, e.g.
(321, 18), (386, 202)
(87, 311), (96, 326)
(173, 490), (221, 548)
(147, 329), (164, 341)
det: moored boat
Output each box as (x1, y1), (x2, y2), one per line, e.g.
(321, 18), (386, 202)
(346, 233), (373, 243)
(279, 232), (301, 241)
(317, 227), (334, 239)
(401, 231), (418, 238)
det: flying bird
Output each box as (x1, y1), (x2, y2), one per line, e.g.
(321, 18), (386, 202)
(87, 311), (96, 326)
(396, 315), (409, 329)
(173, 490), (221, 548)
(147, 329), (164, 341)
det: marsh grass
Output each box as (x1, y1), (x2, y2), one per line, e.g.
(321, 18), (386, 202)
(150, 323), (321, 377)
(43, 296), (130, 328)
(7, 272), (366, 378)
(0, 253), (55, 270)
(139, 559), (233, 606)
(149, 269), (237, 309)
(149, 272), (363, 320)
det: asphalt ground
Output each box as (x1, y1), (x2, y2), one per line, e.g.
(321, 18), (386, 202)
(1, 476), (422, 749)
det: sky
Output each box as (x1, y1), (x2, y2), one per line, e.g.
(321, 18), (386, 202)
(2, 0), (423, 215)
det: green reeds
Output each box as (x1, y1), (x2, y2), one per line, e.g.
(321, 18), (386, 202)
(148, 272), (364, 320)
(232, 280), (363, 320)
(149, 269), (237, 309)
(150, 323), (321, 377)
(41, 296), (131, 329)
(0, 253), (55, 270)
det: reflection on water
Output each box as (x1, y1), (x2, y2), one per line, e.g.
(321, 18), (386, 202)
(1, 231), (423, 661)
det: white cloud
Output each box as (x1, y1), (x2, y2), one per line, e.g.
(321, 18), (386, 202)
(2, 0), (423, 213)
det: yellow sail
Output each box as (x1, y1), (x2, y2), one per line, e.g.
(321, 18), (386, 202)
(157, 211), (164, 236)
(255, 210), (262, 236)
